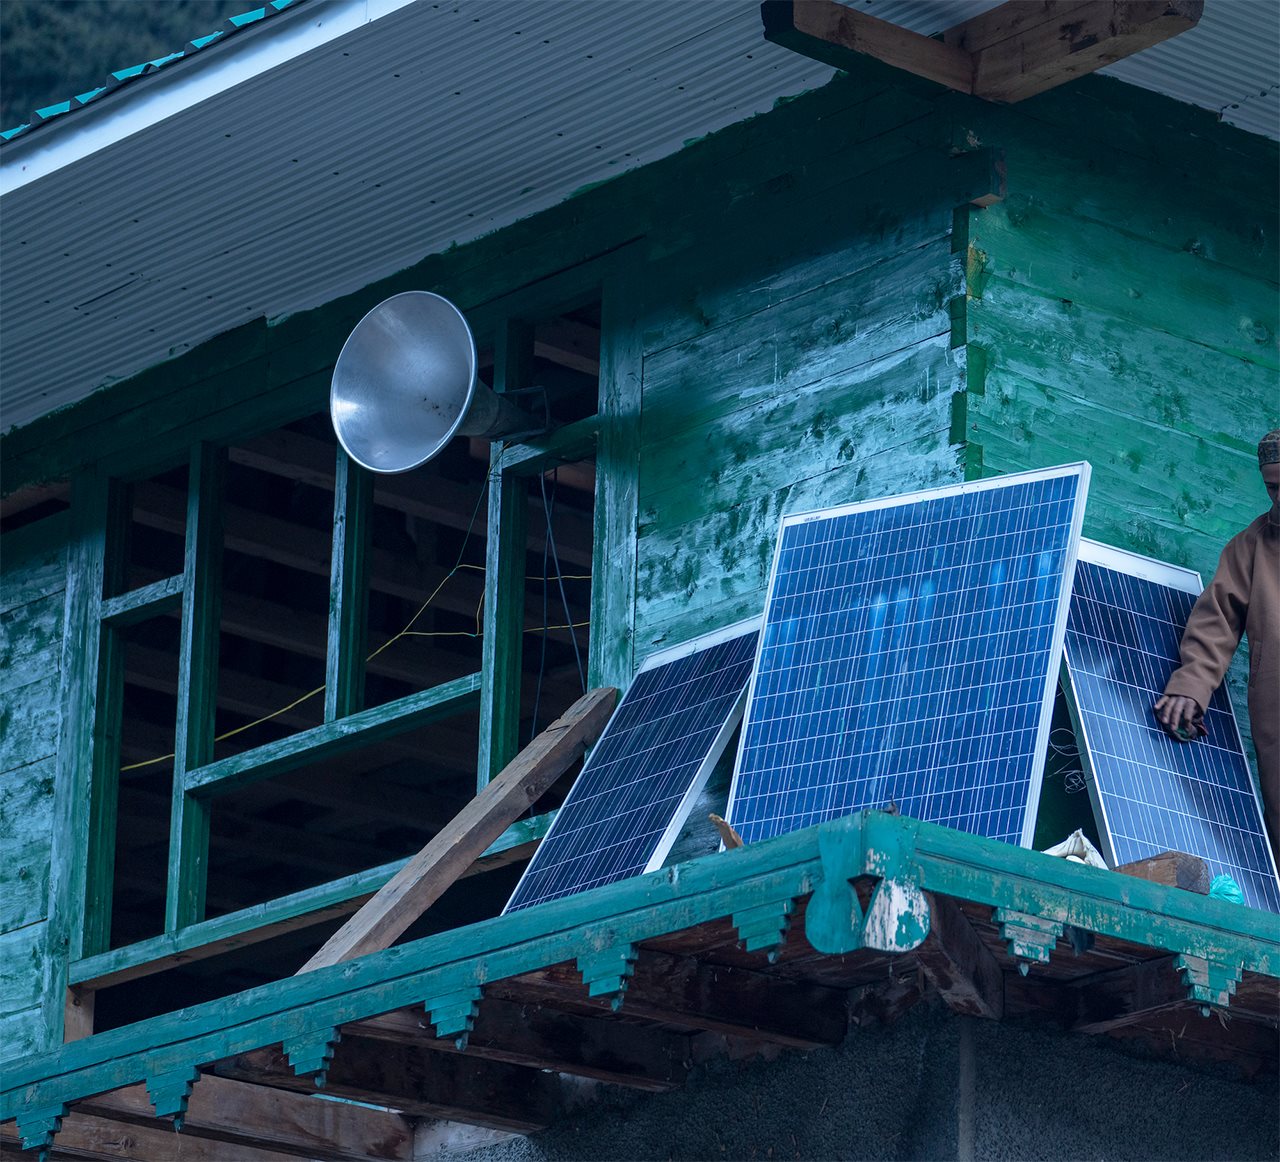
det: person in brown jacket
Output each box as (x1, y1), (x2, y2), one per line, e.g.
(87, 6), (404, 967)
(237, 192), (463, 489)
(1155, 429), (1279, 865)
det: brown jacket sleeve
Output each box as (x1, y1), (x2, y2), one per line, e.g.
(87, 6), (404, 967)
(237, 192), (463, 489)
(1162, 531), (1250, 710)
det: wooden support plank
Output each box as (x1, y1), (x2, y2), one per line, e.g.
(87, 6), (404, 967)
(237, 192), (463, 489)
(300, 686), (616, 972)
(350, 997), (689, 1091)
(166, 443), (225, 931)
(82, 483), (131, 961)
(72, 1075), (412, 1162)
(325, 452), (372, 722)
(44, 472), (110, 1047)
(948, 0), (1204, 104)
(762, 0), (974, 93)
(589, 272), (641, 691)
(68, 813), (551, 992)
(215, 1039), (560, 1134)
(0, 1111), (305, 1162)
(477, 318), (535, 789)
(1115, 851), (1210, 895)
(183, 671), (482, 796)
(916, 892), (1005, 1019)
(98, 573), (184, 628)
(762, 0), (1202, 106)
(497, 949), (849, 1049)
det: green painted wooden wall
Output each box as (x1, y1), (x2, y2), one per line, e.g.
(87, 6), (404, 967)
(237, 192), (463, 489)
(0, 514), (67, 1062)
(0, 60), (1275, 1057)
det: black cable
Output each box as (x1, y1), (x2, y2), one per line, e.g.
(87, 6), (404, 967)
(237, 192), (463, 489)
(530, 475), (552, 741)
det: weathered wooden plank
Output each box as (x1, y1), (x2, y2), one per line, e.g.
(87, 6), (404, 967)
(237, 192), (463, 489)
(951, 1), (1203, 104)
(0, 1111), (307, 1161)
(969, 201), (1279, 367)
(762, 0), (974, 94)
(477, 319), (534, 789)
(183, 671), (482, 796)
(351, 998), (689, 1091)
(301, 687), (616, 972)
(1115, 851), (1210, 895)
(73, 1075), (413, 1162)
(0, 641), (60, 699)
(0, 923), (47, 1019)
(0, 1004), (44, 1065)
(0, 756), (56, 861)
(325, 452), (372, 722)
(98, 573), (184, 628)
(0, 514), (68, 613)
(0, 593), (65, 683)
(0, 672), (61, 772)
(916, 892), (1005, 1019)
(215, 1039), (560, 1134)
(0, 836), (52, 935)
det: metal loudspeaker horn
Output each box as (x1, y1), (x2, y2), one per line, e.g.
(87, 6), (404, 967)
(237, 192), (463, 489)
(330, 291), (543, 474)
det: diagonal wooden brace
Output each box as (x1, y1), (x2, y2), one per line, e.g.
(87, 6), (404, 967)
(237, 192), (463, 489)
(994, 907), (1063, 974)
(732, 898), (794, 962)
(577, 942), (638, 1011)
(1175, 954), (1242, 1015)
(16, 1102), (68, 1160)
(283, 1027), (343, 1089)
(146, 1065), (201, 1129)
(426, 984), (485, 1050)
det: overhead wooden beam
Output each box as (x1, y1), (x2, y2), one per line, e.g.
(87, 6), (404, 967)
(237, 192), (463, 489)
(497, 949), (849, 1049)
(1, 1114), (301, 1162)
(215, 1038), (560, 1134)
(762, 0), (973, 93)
(949, 0), (1203, 103)
(73, 1075), (412, 1162)
(351, 998), (690, 1092)
(299, 686), (617, 972)
(1071, 954), (1194, 1033)
(762, 0), (1203, 105)
(915, 893), (1005, 1019)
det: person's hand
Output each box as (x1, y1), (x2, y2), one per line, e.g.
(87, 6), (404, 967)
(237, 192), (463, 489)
(1153, 694), (1206, 740)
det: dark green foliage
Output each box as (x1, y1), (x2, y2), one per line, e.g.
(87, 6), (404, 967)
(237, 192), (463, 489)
(0, 0), (251, 130)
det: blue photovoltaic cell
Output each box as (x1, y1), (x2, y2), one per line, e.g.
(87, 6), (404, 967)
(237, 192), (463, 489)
(1064, 551), (1280, 913)
(726, 466), (1088, 848)
(504, 623), (759, 913)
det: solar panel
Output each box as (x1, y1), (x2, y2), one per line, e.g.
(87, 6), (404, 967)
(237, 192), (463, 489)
(725, 464), (1090, 848)
(1062, 540), (1280, 912)
(504, 619), (760, 913)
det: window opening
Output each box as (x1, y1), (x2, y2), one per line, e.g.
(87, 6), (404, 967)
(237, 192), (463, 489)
(114, 462), (188, 595)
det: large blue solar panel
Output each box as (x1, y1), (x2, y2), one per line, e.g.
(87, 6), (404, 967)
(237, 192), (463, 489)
(504, 620), (760, 913)
(1063, 541), (1280, 913)
(726, 464), (1089, 848)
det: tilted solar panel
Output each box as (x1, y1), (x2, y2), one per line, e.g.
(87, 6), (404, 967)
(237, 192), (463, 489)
(504, 619), (760, 913)
(1063, 540), (1280, 913)
(725, 464), (1090, 848)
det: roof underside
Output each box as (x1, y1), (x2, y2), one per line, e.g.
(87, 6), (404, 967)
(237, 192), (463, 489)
(1, 0), (1277, 436)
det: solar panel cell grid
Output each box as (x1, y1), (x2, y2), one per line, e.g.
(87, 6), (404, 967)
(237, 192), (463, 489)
(504, 623), (759, 913)
(727, 466), (1088, 848)
(1064, 548), (1279, 913)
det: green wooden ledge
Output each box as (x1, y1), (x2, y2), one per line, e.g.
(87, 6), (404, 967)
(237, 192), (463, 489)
(4, 813), (1277, 1129)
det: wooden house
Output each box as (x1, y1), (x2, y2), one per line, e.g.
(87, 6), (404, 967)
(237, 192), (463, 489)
(2, 1), (1277, 1157)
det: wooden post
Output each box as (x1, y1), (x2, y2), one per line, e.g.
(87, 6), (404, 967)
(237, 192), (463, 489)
(298, 686), (616, 972)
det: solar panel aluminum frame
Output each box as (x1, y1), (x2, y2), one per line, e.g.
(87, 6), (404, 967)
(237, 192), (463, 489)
(1062, 538), (1279, 886)
(725, 462), (1091, 850)
(501, 616), (761, 913)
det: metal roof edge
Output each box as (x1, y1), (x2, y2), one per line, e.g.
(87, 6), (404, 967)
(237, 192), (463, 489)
(0, 0), (417, 197)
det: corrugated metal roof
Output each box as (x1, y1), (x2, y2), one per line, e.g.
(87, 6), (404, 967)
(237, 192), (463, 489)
(0, 0), (303, 143)
(0, 0), (1275, 437)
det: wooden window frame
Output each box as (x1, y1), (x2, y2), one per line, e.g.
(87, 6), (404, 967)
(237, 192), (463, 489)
(54, 250), (641, 1020)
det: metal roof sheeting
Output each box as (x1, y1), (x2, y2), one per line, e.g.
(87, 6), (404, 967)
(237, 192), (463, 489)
(1, 0), (1276, 435)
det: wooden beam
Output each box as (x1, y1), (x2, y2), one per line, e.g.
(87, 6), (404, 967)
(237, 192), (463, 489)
(215, 1038), (560, 1134)
(1, 1113), (301, 1162)
(761, 0), (1203, 105)
(1114, 850), (1209, 894)
(350, 998), (689, 1091)
(761, 1), (974, 93)
(948, 1), (1203, 104)
(915, 893), (1005, 1019)
(73, 1074), (412, 1162)
(1071, 954), (1193, 1033)
(497, 949), (849, 1049)
(299, 686), (616, 972)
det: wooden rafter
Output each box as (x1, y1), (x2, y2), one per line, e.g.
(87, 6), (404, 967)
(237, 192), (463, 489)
(762, 0), (1203, 104)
